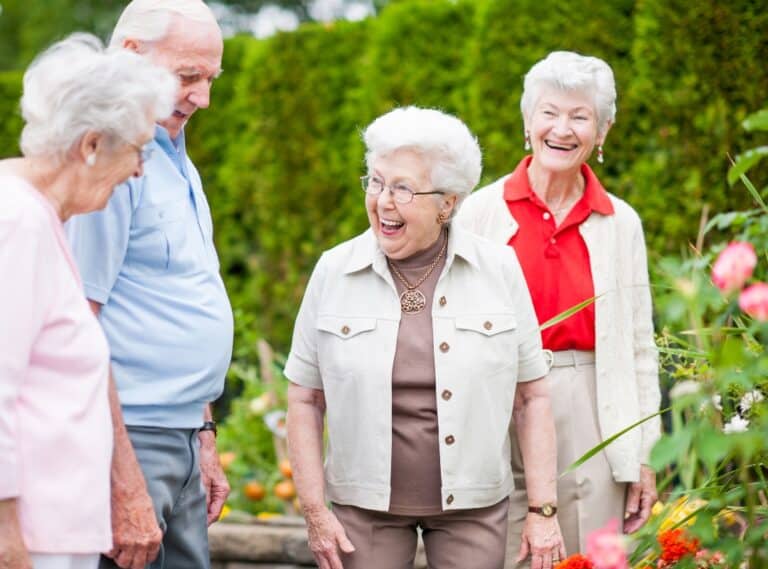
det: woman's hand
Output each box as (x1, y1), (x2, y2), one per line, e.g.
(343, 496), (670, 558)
(304, 506), (355, 569)
(516, 513), (567, 569)
(623, 464), (657, 533)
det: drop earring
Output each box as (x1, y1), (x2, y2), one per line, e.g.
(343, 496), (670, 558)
(524, 132), (531, 151)
(597, 145), (604, 164)
(85, 154), (96, 167)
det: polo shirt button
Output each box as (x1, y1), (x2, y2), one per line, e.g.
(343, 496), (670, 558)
(550, 237), (557, 244)
(446, 494), (454, 505)
(439, 342), (450, 353)
(483, 321), (493, 330)
(445, 435), (455, 445)
(439, 296), (447, 306)
(341, 325), (350, 335)
(442, 389), (452, 401)
(543, 212), (551, 220)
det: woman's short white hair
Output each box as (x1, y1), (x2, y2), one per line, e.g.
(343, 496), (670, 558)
(20, 33), (176, 161)
(363, 106), (482, 204)
(110, 0), (217, 49)
(520, 51), (617, 134)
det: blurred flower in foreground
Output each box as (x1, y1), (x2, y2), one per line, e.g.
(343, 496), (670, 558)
(652, 495), (707, 532)
(738, 282), (768, 321)
(585, 519), (628, 569)
(739, 389), (764, 413)
(555, 554), (593, 569)
(669, 380), (701, 400)
(711, 241), (756, 293)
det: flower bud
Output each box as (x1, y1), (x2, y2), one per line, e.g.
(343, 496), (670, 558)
(711, 242), (757, 293)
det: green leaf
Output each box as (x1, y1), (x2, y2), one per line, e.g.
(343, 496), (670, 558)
(695, 427), (732, 470)
(561, 408), (667, 476)
(650, 427), (693, 471)
(727, 146), (768, 186)
(743, 109), (768, 132)
(540, 295), (599, 332)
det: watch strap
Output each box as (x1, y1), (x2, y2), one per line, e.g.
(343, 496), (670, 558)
(200, 420), (217, 436)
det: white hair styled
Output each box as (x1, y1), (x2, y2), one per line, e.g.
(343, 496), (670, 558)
(520, 51), (617, 134)
(20, 33), (177, 161)
(110, 0), (218, 49)
(363, 106), (482, 206)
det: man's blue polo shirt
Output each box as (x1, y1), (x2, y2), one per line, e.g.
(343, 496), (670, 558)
(66, 126), (233, 428)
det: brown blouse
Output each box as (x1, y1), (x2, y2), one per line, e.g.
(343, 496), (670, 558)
(387, 229), (448, 515)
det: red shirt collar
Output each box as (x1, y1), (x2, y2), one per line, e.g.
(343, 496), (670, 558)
(503, 155), (614, 216)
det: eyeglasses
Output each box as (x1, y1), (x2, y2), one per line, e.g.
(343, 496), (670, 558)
(361, 175), (444, 204)
(127, 142), (154, 165)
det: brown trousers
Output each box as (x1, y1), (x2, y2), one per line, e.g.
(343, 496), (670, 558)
(506, 352), (627, 567)
(332, 498), (509, 569)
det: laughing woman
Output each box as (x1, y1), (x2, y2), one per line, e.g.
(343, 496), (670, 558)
(286, 107), (565, 569)
(457, 52), (662, 564)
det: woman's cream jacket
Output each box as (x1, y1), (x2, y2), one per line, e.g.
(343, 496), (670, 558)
(285, 225), (549, 511)
(456, 175), (661, 482)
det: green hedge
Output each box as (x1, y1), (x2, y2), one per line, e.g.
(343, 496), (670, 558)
(1, 0), (766, 352)
(0, 71), (23, 157)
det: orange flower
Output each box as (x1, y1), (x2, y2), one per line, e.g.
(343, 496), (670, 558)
(555, 554), (594, 569)
(658, 528), (699, 563)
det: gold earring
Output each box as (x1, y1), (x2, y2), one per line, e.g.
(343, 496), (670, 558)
(437, 211), (448, 224)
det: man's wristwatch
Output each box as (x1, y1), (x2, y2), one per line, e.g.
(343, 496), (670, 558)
(200, 420), (217, 436)
(528, 503), (557, 517)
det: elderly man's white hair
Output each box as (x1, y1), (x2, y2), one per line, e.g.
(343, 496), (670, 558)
(110, 0), (218, 49)
(520, 51), (617, 135)
(20, 33), (176, 162)
(363, 106), (482, 206)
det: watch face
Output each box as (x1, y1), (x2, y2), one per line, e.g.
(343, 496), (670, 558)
(542, 504), (554, 516)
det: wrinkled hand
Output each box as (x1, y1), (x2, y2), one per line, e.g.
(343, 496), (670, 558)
(199, 431), (230, 525)
(107, 480), (162, 569)
(304, 506), (355, 569)
(516, 514), (566, 569)
(624, 464), (657, 533)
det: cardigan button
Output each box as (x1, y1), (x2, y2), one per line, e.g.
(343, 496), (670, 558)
(341, 325), (350, 335)
(446, 494), (454, 505)
(439, 296), (447, 307)
(445, 435), (455, 445)
(483, 321), (493, 330)
(441, 389), (453, 401)
(439, 342), (450, 353)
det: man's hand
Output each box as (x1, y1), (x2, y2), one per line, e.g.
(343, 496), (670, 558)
(516, 514), (567, 569)
(624, 464), (657, 533)
(199, 430), (230, 525)
(304, 505), (355, 569)
(0, 500), (32, 569)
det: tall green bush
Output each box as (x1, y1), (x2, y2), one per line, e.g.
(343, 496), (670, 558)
(0, 71), (22, 157)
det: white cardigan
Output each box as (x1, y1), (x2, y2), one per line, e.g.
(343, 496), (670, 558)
(456, 175), (661, 482)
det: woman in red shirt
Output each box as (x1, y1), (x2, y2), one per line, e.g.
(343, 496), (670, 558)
(458, 51), (661, 566)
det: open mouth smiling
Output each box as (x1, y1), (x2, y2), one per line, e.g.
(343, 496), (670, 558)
(544, 140), (578, 151)
(380, 219), (405, 235)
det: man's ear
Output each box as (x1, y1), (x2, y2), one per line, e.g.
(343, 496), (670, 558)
(123, 38), (141, 54)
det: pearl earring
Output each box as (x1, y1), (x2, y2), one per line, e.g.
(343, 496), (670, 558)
(597, 145), (604, 164)
(85, 154), (96, 167)
(524, 132), (531, 151)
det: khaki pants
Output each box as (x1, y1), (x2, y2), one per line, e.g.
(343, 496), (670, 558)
(506, 351), (626, 567)
(333, 498), (509, 569)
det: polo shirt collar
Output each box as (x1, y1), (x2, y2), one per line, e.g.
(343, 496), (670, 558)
(343, 225), (480, 275)
(504, 155), (614, 216)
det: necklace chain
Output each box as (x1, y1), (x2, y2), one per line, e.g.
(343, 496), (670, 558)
(388, 231), (448, 291)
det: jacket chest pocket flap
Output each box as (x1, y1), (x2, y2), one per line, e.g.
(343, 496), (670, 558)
(454, 314), (517, 336)
(316, 316), (379, 380)
(134, 201), (185, 227)
(317, 315), (377, 339)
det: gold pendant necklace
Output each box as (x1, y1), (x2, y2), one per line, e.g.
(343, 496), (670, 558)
(387, 231), (449, 314)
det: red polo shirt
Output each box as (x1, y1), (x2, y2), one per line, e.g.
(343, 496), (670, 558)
(505, 156), (614, 351)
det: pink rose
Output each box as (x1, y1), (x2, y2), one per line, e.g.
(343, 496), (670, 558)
(739, 282), (768, 321)
(585, 519), (629, 569)
(711, 242), (757, 293)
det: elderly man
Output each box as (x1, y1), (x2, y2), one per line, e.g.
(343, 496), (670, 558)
(66, 2), (232, 568)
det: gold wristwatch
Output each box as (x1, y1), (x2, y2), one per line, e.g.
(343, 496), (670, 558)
(528, 503), (557, 517)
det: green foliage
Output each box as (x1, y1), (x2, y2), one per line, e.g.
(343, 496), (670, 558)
(0, 70), (21, 157)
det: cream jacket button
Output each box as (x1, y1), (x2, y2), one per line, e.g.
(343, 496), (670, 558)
(441, 389), (452, 401)
(439, 342), (450, 353)
(341, 325), (350, 335)
(445, 435), (455, 445)
(439, 296), (447, 306)
(483, 321), (493, 330)
(543, 212), (551, 220)
(446, 494), (454, 505)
